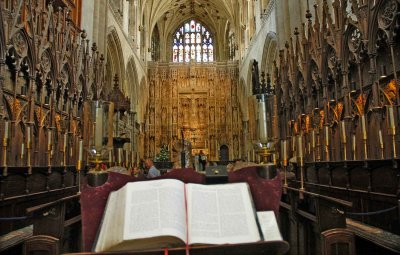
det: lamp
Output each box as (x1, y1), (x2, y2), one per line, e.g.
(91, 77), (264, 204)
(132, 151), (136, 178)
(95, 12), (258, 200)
(350, 81), (357, 94)
(380, 65), (387, 78)
(252, 68), (276, 165)
(84, 100), (114, 172)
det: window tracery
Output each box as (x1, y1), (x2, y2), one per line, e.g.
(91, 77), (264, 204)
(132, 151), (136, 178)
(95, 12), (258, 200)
(172, 20), (213, 63)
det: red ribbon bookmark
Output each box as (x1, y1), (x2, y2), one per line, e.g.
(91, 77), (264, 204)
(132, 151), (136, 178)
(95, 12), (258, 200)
(184, 184), (190, 255)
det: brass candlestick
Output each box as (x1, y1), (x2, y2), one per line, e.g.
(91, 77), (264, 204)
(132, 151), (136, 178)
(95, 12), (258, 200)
(77, 140), (83, 194)
(311, 130), (316, 161)
(48, 144), (52, 167)
(388, 106), (397, 158)
(361, 115), (368, 159)
(297, 133), (305, 199)
(2, 138), (7, 168)
(291, 135), (296, 157)
(341, 121), (347, 161)
(378, 129), (384, 159)
(282, 140), (288, 194)
(324, 126), (330, 161)
(316, 130), (321, 161)
(47, 129), (53, 167)
(26, 126), (31, 168)
(77, 159), (82, 194)
(3, 121), (8, 169)
(20, 143), (24, 161)
(352, 134), (356, 160)
(62, 133), (67, 166)
(27, 142), (31, 167)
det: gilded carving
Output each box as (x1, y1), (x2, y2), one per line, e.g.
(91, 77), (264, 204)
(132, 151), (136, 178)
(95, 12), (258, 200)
(145, 64), (242, 161)
(354, 94), (366, 115)
(319, 110), (325, 129)
(35, 107), (49, 127)
(331, 102), (344, 122)
(55, 114), (61, 132)
(383, 79), (397, 105)
(304, 115), (310, 133)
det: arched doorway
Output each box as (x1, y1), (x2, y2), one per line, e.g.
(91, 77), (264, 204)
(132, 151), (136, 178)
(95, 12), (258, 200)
(219, 145), (229, 162)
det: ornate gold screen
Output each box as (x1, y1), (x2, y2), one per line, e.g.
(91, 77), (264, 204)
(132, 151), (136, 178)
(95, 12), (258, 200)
(143, 63), (243, 164)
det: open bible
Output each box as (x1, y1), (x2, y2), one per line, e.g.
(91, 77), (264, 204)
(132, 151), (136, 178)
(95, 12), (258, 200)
(93, 179), (264, 252)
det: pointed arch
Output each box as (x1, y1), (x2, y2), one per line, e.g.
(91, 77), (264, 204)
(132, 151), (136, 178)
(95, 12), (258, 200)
(106, 27), (125, 95)
(0, 7), (5, 61)
(261, 33), (278, 76)
(126, 57), (139, 112)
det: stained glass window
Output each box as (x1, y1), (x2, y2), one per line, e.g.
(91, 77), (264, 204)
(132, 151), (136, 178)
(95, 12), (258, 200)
(172, 20), (214, 63)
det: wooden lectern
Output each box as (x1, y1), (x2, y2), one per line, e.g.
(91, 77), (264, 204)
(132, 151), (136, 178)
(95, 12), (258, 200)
(65, 240), (289, 255)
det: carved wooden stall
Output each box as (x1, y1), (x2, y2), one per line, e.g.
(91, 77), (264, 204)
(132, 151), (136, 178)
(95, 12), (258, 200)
(272, 1), (400, 254)
(0, 0), (108, 254)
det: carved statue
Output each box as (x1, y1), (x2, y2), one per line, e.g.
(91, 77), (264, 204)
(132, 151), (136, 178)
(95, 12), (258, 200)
(252, 60), (260, 95)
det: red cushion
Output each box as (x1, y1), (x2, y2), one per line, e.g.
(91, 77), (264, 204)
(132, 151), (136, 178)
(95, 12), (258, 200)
(80, 172), (139, 251)
(80, 167), (281, 251)
(228, 166), (282, 215)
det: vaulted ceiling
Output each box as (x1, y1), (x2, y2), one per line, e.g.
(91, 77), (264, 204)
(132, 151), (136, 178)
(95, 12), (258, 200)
(143, 0), (241, 37)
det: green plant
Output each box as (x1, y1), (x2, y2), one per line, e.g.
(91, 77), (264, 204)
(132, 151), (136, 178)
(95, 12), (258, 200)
(155, 145), (170, 162)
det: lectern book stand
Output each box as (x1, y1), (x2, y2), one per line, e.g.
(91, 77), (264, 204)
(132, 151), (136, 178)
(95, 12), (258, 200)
(66, 240), (289, 255)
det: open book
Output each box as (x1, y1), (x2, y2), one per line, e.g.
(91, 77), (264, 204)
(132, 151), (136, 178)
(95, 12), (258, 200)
(93, 179), (263, 252)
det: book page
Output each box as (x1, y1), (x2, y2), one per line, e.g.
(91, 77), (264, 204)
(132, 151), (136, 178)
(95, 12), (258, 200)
(123, 179), (187, 243)
(186, 183), (261, 245)
(257, 211), (283, 241)
(94, 189), (126, 252)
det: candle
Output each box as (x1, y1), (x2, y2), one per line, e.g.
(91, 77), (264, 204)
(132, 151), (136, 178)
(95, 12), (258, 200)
(311, 130), (316, 148)
(4, 121), (8, 139)
(379, 130), (383, 146)
(352, 134), (356, 152)
(292, 136), (296, 152)
(298, 135), (303, 158)
(361, 115), (367, 140)
(47, 129), (52, 149)
(78, 140), (83, 161)
(63, 133), (67, 151)
(94, 105), (103, 150)
(118, 148), (122, 164)
(258, 99), (268, 143)
(388, 106), (395, 128)
(325, 126), (329, 145)
(21, 143), (25, 157)
(27, 126), (31, 144)
(341, 121), (346, 143)
(283, 140), (287, 160)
